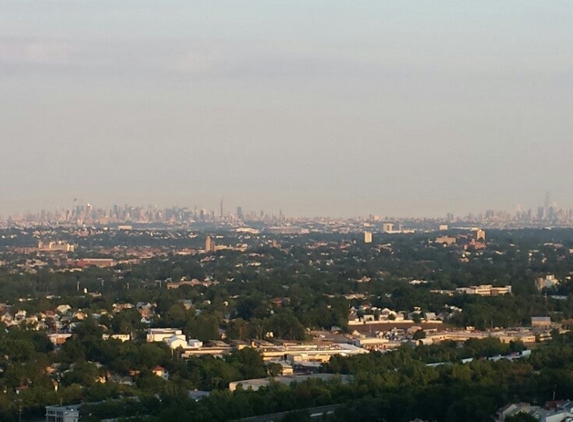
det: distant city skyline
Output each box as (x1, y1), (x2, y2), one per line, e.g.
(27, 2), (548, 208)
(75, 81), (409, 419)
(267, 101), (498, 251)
(0, 192), (569, 221)
(2, 1), (572, 217)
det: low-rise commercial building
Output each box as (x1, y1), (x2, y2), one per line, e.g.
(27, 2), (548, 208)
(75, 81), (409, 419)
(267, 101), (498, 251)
(45, 404), (80, 422)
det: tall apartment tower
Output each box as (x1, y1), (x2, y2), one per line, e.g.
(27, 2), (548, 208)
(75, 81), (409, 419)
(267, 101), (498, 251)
(364, 231), (373, 244)
(382, 223), (394, 233)
(543, 191), (551, 221)
(205, 236), (215, 253)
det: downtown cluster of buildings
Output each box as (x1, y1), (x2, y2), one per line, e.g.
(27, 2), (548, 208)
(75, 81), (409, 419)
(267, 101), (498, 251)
(1, 202), (287, 227)
(3, 192), (573, 230)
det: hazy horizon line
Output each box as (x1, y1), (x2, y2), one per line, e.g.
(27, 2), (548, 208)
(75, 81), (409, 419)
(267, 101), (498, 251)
(0, 199), (566, 221)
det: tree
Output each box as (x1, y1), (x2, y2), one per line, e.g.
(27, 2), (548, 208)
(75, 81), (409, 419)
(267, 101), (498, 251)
(61, 361), (100, 387)
(185, 315), (219, 342)
(505, 414), (538, 422)
(267, 362), (282, 377)
(229, 348), (266, 380)
(227, 318), (249, 340)
(112, 308), (144, 334)
(279, 409), (312, 422)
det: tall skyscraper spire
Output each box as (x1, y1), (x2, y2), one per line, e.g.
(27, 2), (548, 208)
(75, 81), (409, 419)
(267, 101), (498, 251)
(545, 191), (551, 210)
(544, 191), (551, 221)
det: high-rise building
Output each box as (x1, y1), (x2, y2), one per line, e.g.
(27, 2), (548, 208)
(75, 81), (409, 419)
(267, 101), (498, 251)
(476, 229), (486, 242)
(364, 231), (373, 243)
(382, 223), (394, 233)
(544, 191), (551, 221)
(205, 236), (215, 253)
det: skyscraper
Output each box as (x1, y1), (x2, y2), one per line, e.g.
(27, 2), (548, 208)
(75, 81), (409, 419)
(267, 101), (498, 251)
(205, 236), (215, 253)
(364, 231), (373, 243)
(542, 191), (551, 221)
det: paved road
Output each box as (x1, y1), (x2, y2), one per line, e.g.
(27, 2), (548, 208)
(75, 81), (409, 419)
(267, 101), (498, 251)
(234, 404), (342, 422)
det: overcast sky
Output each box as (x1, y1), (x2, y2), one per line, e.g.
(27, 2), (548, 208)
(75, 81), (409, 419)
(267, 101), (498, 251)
(1, 1), (572, 217)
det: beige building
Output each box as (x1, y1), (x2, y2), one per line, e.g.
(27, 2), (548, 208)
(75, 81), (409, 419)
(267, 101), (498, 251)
(536, 275), (559, 291)
(364, 231), (373, 243)
(38, 241), (74, 253)
(435, 236), (456, 246)
(531, 316), (551, 330)
(205, 236), (215, 253)
(146, 328), (183, 343)
(382, 223), (394, 233)
(456, 285), (512, 296)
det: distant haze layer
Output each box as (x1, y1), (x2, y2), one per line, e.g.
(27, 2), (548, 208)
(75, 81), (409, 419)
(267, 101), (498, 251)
(1, 1), (572, 217)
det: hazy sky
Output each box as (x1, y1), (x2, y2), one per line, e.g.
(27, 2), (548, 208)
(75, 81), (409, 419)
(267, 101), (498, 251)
(1, 1), (572, 217)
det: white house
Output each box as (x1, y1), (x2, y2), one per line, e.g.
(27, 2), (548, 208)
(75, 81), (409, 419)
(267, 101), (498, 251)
(146, 328), (182, 343)
(165, 334), (188, 349)
(187, 339), (203, 349)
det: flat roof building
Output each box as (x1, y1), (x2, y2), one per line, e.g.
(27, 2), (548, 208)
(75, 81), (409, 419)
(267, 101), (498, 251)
(46, 404), (80, 422)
